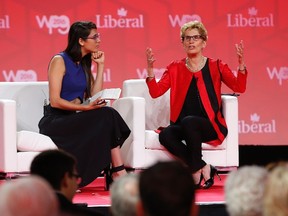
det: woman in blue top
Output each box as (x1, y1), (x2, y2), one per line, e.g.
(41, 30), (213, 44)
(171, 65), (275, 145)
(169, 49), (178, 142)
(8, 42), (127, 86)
(38, 21), (130, 189)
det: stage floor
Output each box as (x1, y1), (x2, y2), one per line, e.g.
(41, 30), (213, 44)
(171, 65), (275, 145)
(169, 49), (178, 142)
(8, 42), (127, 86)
(0, 173), (229, 216)
(73, 173), (227, 207)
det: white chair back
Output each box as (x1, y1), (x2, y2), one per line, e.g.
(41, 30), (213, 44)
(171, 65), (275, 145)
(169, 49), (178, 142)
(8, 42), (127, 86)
(0, 82), (48, 132)
(122, 79), (170, 130)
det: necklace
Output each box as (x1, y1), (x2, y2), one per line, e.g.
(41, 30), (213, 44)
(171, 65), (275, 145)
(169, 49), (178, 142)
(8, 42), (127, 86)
(185, 56), (206, 72)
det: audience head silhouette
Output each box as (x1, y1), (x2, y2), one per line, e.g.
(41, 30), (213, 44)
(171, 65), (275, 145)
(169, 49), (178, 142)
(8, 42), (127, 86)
(30, 149), (80, 201)
(30, 149), (106, 216)
(138, 160), (197, 216)
(225, 165), (268, 216)
(0, 175), (58, 216)
(110, 172), (139, 216)
(263, 162), (288, 216)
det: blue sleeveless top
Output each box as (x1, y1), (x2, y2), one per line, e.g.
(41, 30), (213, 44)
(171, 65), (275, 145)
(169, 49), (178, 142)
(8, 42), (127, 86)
(59, 52), (87, 101)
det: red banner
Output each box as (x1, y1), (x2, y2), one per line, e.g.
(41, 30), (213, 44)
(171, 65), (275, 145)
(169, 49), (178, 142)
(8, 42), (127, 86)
(0, 0), (287, 145)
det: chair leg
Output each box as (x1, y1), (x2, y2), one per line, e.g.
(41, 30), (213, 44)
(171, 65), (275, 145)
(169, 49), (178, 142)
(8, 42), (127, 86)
(0, 172), (7, 180)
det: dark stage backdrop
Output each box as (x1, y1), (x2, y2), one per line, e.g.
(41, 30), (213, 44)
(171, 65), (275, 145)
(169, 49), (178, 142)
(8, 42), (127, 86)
(0, 0), (287, 145)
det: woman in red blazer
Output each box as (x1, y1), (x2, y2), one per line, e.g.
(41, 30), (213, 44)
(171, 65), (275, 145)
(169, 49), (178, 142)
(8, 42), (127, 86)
(146, 21), (247, 189)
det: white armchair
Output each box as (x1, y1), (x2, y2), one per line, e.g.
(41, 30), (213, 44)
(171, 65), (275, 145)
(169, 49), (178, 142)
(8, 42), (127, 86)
(0, 82), (57, 175)
(112, 79), (239, 171)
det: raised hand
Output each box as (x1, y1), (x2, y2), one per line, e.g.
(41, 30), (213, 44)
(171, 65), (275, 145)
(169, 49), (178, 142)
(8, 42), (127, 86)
(146, 47), (156, 78)
(235, 40), (245, 66)
(146, 47), (156, 67)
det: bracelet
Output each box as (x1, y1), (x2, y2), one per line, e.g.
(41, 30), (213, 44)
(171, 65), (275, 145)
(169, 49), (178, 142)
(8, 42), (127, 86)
(238, 65), (246, 71)
(147, 75), (155, 78)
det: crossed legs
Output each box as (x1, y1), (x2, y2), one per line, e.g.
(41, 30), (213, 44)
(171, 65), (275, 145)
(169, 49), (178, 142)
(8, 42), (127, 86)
(159, 116), (217, 184)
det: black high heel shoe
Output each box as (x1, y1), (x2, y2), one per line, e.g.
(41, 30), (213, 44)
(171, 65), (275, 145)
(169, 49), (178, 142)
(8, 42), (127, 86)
(203, 165), (221, 189)
(104, 164), (125, 190)
(195, 173), (203, 189)
(104, 166), (112, 191)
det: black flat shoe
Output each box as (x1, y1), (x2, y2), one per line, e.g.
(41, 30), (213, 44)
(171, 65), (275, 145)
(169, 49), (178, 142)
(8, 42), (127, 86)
(104, 164), (125, 191)
(203, 165), (221, 189)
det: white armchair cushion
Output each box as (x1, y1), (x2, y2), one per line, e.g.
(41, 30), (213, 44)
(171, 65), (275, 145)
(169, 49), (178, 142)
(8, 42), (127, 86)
(145, 130), (163, 150)
(202, 140), (226, 150)
(145, 130), (226, 150)
(17, 130), (57, 152)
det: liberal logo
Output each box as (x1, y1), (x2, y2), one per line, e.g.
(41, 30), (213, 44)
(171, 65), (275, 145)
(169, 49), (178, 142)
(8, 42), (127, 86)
(227, 7), (274, 27)
(0, 15), (10, 29)
(239, 113), (276, 134)
(91, 65), (111, 82)
(96, 8), (144, 28)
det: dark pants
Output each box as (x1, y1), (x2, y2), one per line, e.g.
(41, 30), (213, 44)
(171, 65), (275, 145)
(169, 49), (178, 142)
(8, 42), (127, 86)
(159, 116), (217, 173)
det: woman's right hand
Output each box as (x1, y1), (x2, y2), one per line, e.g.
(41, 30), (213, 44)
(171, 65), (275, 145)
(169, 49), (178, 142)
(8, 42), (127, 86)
(91, 51), (105, 65)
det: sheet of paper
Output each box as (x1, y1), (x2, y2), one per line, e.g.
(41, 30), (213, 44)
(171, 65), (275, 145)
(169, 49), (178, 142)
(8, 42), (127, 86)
(89, 88), (121, 102)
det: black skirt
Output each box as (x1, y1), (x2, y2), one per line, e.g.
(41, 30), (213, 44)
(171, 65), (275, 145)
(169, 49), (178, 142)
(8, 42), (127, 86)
(38, 105), (130, 187)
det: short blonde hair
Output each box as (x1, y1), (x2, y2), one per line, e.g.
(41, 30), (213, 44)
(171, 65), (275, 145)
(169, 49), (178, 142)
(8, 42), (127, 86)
(180, 21), (208, 41)
(263, 165), (288, 216)
(0, 176), (58, 216)
(225, 166), (268, 216)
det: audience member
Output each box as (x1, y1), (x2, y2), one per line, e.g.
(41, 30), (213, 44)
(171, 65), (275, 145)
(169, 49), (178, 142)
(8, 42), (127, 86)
(263, 163), (288, 216)
(0, 175), (59, 216)
(265, 160), (288, 172)
(30, 149), (104, 216)
(225, 165), (268, 216)
(137, 160), (198, 216)
(110, 172), (139, 216)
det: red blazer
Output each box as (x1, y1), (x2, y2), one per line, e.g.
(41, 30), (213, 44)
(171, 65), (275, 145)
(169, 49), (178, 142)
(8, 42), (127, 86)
(146, 58), (248, 145)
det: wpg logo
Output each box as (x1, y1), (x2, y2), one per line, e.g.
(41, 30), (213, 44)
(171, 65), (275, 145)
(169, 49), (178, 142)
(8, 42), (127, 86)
(2, 69), (37, 81)
(168, 14), (201, 27)
(36, 15), (70, 34)
(267, 66), (288, 86)
(136, 68), (165, 79)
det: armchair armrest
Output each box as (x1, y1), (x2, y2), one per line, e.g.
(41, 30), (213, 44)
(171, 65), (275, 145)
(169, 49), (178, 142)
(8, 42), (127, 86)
(112, 97), (146, 167)
(221, 95), (239, 166)
(0, 99), (17, 172)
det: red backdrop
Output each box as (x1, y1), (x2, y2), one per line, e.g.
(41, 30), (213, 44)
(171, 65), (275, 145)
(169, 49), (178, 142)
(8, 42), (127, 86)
(0, 0), (287, 145)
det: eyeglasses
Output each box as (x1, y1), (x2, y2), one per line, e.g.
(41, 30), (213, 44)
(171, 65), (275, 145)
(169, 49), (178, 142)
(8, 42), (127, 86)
(183, 35), (203, 42)
(70, 172), (82, 184)
(84, 33), (100, 41)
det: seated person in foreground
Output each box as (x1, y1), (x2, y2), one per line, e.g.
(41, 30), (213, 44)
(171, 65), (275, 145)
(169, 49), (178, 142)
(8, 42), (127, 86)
(263, 162), (288, 216)
(137, 160), (198, 216)
(0, 175), (58, 216)
(30, 149), (105, 216)
(110, 172), (140, 216)
(225, 165), (268, 216)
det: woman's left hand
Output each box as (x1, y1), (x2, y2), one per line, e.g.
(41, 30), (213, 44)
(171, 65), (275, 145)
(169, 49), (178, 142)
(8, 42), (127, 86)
(84, 98), (107, 110)
(235, 40), (245, 65)
(92, 51), (105, 64)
